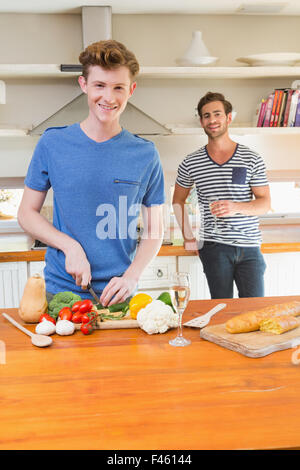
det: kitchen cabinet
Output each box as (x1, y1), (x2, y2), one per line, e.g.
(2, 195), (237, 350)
(0, 261), (27, 308)
(179, 252), (300, 300)
(178, 255), (210, 300)
(0, 257), (176, 307)
(135, 256), (177, 298)
(2, 250), (300, 308)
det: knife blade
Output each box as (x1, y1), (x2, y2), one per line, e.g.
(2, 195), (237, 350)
(86, 282), (101, 305)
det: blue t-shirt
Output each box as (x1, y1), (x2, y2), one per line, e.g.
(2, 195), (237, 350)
(25, 123), (165, 296)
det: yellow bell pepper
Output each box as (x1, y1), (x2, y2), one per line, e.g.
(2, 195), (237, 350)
(129, 293), (152, 319)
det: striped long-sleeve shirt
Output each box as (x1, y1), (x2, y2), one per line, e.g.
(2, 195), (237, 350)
(176, 143), (269, 247)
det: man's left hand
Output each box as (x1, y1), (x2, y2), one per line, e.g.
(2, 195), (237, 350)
(99, 275), (137, 307)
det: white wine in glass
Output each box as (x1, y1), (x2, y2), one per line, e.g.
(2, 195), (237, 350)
(207, 196), (219, 234)
(169, 272), (191, 347)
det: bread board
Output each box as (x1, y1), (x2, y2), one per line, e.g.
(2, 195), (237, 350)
(200, 322), (300, 358)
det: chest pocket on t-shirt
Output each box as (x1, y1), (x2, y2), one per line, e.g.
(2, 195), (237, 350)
(232, 167), (247, 184)
(113, 179), (141, 201)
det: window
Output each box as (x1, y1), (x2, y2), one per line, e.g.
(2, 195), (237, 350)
(263, 182), (300, 218)
(0, 189), (24, 220)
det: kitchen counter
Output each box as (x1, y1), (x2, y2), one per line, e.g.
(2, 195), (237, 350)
(1, 295), (300, 450)
(1, 224), (300, 261)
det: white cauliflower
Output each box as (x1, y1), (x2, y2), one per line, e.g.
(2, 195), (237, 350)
(137, 299), (179, 335)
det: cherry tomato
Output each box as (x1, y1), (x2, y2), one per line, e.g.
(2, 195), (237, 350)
(71, 312), (83, 324)
(79, 299), (94, 314)
(80, 323), (93, 335)
(71, 300), (83, 313)
(58, 307), (73, 321)
(39, 313), (56, 324)
(81, 312), (96, 324)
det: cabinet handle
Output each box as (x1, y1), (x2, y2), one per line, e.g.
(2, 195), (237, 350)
(156, 269), (163, 278)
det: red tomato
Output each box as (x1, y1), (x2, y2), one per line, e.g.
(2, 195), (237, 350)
(79, 299), (94, 314)
(80, 323), (93, 335)
(58, 307), (73, 321)
(39, 313), (56, 324)
(81, 312), (96, 324)
(71, 312), (83, 324)
(71, 300), (83, 313)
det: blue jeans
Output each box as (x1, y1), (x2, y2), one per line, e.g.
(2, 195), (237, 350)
(198, 242), (266, 299)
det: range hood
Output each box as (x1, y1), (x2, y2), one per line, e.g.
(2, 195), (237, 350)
(29, 6), (169, 136)
(29, 92), (169, 136)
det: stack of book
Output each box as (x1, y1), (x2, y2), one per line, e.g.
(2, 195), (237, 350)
(256, 88), (300, 127)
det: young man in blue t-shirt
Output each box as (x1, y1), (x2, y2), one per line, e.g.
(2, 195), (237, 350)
(18, 40), (165, 306)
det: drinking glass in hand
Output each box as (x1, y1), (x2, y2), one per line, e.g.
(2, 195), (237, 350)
(169, 272), (191, 347)
(207, 196), (219, 234)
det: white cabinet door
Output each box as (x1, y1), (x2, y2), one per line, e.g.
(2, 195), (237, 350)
(264, 252), (300, 297)
(137, 256), (177, 298)
(0, 261), (28, 308)
(28, 261), (46, 278)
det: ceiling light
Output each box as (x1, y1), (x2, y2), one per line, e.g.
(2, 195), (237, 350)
(237, 3), (287, 14)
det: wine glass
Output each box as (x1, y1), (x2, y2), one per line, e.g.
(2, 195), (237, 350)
(169, 272), (191, 347)
(207, 196), (219, 234)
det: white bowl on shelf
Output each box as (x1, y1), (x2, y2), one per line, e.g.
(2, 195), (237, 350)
(236, 53), (300, 66)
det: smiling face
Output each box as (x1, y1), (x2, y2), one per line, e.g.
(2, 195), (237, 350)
(78, 65), (136, 129)
(200, 101), (232, 139)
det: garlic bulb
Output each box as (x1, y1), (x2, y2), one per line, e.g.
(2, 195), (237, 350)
(35, 320), (56, 336)
(55, 319), (75, 336)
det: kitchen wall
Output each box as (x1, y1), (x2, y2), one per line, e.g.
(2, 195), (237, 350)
(1, 12), (300, 206)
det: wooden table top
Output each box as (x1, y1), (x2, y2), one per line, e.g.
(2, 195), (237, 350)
(1, 295), (300, 450)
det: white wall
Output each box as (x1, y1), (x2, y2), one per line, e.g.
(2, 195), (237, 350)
(0, 12), (300, 184)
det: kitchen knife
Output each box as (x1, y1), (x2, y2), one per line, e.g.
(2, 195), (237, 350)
(86, 282), (101, 305)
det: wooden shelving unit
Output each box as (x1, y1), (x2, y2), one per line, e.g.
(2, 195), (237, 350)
(165, 125), (300, 135)
(0, 64), (299, 136)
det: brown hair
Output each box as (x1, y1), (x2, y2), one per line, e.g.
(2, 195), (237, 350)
(79, 40), (140, 81)
(197, 92), (233, 117)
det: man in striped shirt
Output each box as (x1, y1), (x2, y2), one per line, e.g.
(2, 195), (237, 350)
(173, 92), (271, 299)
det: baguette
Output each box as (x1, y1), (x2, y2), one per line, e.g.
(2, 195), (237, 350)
(259, 315), (300, 335)
(225, 301), (300, 334)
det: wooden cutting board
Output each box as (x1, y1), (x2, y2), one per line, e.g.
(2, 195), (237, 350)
(200, 322), (300, 357)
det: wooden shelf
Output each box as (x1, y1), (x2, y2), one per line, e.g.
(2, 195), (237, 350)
(0, 64), (79, 78)
(0, 128), (28, 136)
(0, 64), (300, 80)
(139, 66), (300, 79)
(166, 125), (300, 136)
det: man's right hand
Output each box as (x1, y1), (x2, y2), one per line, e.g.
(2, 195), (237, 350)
(184, 238), (199, 254)
(64, 240), (91, 289)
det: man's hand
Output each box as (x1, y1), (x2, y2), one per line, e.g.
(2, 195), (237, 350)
(64, 241), (91, 289)
(210, 199), (238, 218)
(184, 238), (199, 254)
(99, 274), (137, 307)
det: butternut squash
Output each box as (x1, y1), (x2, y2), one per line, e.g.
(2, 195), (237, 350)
(18, 273), (48, 323)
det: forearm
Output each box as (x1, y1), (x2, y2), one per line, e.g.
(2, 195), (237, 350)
(18, 208), (79, 254)
(234, 197), (271, 216)
(172, 201), (196, 242)
(123, 236), (163, 282)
